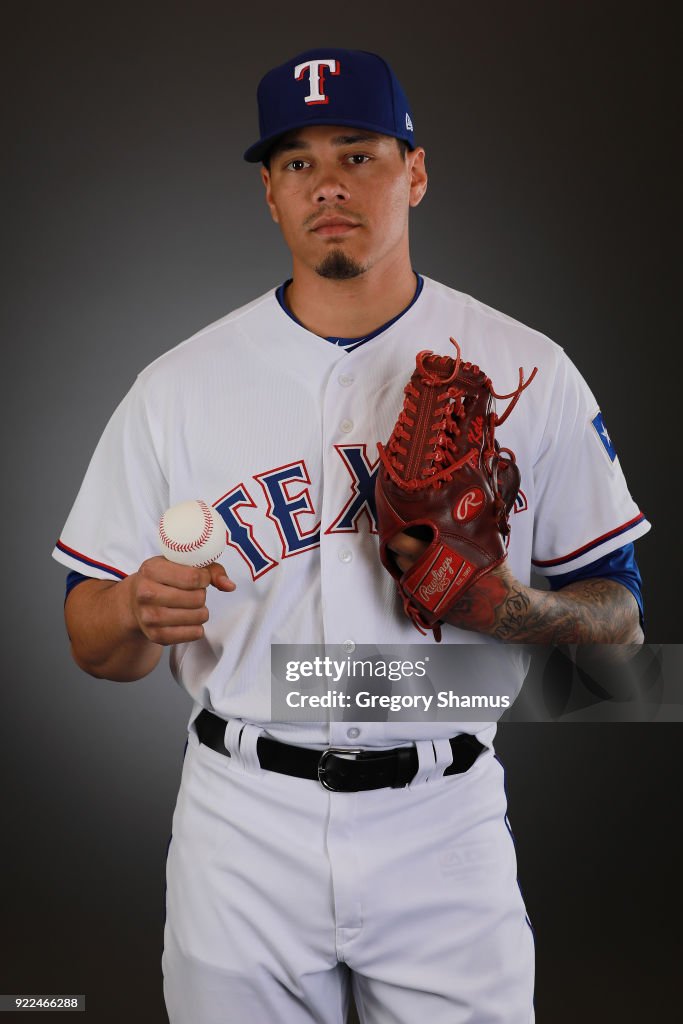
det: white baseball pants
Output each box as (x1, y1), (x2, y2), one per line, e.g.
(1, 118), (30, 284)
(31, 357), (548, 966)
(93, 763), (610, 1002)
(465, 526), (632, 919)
(162, 722), (535, 1023)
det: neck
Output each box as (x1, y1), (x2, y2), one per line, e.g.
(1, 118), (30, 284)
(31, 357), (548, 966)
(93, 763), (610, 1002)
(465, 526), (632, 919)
(285, 251), (418, 339)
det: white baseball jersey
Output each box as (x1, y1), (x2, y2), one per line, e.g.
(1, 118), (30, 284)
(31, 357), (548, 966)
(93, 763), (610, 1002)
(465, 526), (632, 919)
(53, 275), (650, 748)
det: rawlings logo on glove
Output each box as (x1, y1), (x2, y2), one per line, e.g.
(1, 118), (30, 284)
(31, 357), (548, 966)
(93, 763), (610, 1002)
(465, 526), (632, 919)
(375, 337), (537, 641)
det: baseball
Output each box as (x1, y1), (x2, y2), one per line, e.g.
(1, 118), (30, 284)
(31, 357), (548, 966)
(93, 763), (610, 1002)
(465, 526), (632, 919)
(158, 500), (226, 568)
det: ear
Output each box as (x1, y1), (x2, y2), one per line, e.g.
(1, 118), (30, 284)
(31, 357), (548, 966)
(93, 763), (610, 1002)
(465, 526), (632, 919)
(261, 167), (279, 224)
(407, 147), (428, 208)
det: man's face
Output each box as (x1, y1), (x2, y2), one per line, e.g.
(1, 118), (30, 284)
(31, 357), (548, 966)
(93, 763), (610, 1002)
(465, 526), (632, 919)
(261, 125), (427, 280)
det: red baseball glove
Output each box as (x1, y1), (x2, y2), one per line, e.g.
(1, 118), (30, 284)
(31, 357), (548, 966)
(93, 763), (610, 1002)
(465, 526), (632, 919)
(375, 338), (537, 641)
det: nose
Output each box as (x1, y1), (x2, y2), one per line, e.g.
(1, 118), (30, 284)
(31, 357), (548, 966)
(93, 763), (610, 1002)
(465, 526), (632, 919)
(312, 166), (350, 204)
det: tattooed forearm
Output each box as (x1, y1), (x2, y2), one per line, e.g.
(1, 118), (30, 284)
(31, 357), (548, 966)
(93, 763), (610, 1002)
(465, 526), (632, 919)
(494, 577), (642, 644)
(388, 531), (643, 647)
(445, 566), (643, 646)
(494, 585), (531, 641)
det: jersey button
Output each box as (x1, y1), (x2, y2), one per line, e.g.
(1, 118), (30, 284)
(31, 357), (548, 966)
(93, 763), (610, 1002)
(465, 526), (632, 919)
(346, 727), (361, 740)
(338, 373), (355, 387)
(343, 640), (356, 653)
(338, 549), (353, 563)
(340, 419), (353, 433)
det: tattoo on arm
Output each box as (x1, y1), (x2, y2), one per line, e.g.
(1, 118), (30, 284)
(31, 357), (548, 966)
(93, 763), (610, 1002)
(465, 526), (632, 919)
(492, 578), (643, 645)
(446, 573), (643, 646)
(494, 585), (531, 641)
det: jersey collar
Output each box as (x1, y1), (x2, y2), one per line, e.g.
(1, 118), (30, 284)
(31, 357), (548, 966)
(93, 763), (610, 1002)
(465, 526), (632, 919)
(275, 273), (424, 352)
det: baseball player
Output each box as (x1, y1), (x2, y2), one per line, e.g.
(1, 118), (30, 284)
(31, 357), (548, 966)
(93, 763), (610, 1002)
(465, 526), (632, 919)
(53, 49), (649, 1024)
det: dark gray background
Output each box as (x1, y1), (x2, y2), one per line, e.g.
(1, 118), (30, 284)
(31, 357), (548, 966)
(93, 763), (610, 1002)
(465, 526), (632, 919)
(2, 2), (679, 1021)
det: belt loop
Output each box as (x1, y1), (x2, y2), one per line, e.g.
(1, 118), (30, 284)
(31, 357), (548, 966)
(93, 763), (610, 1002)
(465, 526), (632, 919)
(432, 737), (456, 778)
(408, 739), (438, 786)
(236, 722), (264, 775)
(224, 719), (244, 764)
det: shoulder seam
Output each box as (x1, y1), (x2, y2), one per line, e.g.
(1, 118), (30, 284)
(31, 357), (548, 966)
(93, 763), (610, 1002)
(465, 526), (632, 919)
(422, 276), (565, 353)
(137, 289), (276, 378)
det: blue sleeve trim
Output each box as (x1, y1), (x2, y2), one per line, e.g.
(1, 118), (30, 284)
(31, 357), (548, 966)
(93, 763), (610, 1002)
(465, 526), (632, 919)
(56, 539), (127, 579)
(532, 513), (646, 568)
(547, 543), (644, 622)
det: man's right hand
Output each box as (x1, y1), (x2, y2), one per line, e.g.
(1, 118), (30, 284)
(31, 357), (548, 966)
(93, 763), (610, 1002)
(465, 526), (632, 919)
(64, 556), (236, 682)
(123, 556), (236, 646)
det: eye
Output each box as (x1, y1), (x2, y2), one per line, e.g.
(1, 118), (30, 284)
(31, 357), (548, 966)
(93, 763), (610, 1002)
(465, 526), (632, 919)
(284, 158), (310, 171)
(346, 154), (371, 165)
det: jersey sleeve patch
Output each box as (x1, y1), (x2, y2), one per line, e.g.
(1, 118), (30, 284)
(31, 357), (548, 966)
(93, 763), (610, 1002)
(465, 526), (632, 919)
(591, 411), (617, 463)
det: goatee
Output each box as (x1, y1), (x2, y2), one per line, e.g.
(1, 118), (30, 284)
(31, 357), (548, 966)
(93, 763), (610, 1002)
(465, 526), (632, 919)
(315, 249), (366, 280)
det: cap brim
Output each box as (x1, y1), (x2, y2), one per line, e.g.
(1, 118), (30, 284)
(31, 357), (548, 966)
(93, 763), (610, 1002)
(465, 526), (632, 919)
(243, 118), (414, 163)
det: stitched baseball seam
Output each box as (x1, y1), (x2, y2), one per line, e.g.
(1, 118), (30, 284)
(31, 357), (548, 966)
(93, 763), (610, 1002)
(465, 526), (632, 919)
(159, 501), (214, 553)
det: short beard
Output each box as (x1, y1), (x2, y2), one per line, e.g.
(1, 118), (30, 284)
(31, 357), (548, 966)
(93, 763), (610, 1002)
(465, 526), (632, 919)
(315, 248), (367, 280)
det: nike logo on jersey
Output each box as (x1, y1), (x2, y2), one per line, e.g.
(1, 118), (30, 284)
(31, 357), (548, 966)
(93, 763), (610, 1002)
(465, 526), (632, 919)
(214, 446), (379, 580)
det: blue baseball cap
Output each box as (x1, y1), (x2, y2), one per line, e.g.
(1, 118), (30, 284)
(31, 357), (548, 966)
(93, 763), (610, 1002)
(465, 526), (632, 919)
(243, 48), (415, 163)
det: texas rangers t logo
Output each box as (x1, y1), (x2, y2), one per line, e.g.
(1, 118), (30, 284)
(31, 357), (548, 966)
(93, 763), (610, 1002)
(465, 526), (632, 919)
(294, 58), (340, 105)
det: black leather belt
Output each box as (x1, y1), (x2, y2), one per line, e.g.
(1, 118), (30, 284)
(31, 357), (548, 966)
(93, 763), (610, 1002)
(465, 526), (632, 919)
(195, 709), (486, 793)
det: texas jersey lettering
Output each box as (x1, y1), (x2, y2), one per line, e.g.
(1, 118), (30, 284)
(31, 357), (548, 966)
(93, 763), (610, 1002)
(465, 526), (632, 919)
(53, 275), (649, 740)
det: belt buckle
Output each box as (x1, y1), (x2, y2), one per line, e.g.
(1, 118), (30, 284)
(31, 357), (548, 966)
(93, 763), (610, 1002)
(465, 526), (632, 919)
(317, 747), (363, 792)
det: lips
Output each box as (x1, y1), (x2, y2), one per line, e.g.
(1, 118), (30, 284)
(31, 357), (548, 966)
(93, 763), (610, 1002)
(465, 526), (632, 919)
(310, 216), (360, 236)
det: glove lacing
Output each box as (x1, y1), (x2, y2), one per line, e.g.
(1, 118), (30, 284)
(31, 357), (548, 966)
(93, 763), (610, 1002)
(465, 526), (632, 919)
(378, 336), (537, 493)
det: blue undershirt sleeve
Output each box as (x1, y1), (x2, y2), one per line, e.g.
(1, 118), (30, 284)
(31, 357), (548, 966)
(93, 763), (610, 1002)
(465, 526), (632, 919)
(65, 570), (94, 602)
